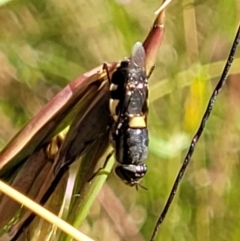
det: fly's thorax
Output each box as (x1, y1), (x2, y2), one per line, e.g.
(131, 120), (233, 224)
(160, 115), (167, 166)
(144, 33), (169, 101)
(127, 66), (148, 86)
(125, 67), (148, 115)
(124, 88), (148, 117)
(110, 86), (148, 120)
(109, 58), (148, 119)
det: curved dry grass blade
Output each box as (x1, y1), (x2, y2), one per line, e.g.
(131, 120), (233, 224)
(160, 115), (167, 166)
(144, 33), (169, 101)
(154, 0), (172, 15)
(150, 24), (240, 241)
(0, 63), (117, 176)
(53, 81), (112, 175)
(0, 84), (112, 239)
(0, 180), (95, 241)
(0, 145), (54, 235)
(0, 64), (118, 239)
(53, 84), (113, 240)
(0, 134), (68, 240)
(58, 145), (114, 241)
(25, 163), (69, 241)
(143, 0), (172, 76)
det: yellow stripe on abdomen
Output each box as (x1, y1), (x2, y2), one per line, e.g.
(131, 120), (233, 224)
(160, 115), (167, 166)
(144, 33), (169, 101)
(129, 116), (146, 128)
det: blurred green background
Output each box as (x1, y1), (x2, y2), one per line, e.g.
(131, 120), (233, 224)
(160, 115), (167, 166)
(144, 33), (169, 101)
(0, 0), (240, 241)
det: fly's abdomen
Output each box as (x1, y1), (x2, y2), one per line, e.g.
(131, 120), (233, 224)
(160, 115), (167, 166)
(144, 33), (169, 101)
(115, 121), (149, 166)
(125, 127), (149, 164)
(113, 118), (148, 186)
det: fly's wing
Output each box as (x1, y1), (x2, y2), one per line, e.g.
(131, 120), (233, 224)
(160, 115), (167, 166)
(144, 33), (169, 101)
(128, 42), (146, 70)
(120, 42), (148, 116)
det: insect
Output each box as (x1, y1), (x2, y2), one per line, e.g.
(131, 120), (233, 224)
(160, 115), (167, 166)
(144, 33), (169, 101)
(109, 42), (149, 186)
(53, 41), (150, 186)
(0, 0), (170, 239)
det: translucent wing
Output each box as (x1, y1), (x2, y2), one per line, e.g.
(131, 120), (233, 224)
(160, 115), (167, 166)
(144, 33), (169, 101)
(129, 42), (146, 70)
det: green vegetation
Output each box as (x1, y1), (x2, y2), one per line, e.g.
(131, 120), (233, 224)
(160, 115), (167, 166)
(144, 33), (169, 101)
(0, 0), (239, 241)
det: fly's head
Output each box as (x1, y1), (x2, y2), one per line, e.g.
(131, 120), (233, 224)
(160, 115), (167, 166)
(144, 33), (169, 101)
(115, 163), (147, 187)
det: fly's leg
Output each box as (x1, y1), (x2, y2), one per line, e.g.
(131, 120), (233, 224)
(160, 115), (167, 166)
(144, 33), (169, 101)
(88, 150), (114, 182)
(102, 62), (111, 85)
